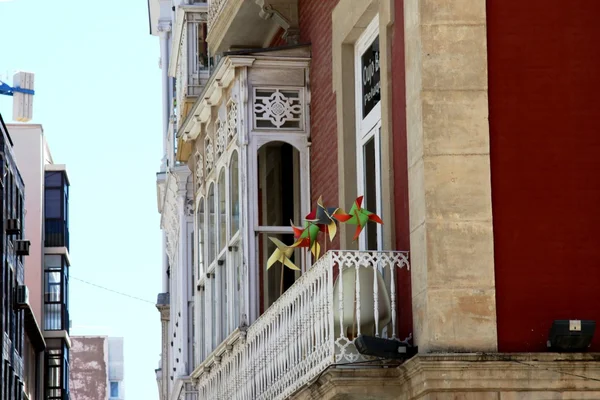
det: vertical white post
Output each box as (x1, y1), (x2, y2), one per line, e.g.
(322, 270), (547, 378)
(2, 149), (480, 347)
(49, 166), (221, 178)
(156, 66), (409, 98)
(158, 21), (172, 170)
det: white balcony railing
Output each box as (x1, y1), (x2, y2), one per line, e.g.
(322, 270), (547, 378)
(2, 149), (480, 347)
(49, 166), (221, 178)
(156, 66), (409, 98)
(196, 250), (410, 400)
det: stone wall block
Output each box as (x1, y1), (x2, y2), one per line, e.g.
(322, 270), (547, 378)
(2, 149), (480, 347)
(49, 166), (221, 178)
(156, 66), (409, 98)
(420, 0), (486, 26)
(408, 158), (426, 232)
(426, 220), (495, 289)
(426, 288), (498, 351)
(423, 154), (493, 221)
(422, 90), (490, 156)
(421, 25), (488, 91)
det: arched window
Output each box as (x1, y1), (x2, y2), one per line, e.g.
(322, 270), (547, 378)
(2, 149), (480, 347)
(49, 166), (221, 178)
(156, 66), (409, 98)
(207, 183), (216, 264)
(256, 141), (302, 310)
(230, 151), (240, 236)
(218, 168), (227, 253)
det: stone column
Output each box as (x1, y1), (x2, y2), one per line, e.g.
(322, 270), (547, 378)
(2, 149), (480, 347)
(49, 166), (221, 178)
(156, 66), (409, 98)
(157, 295), (170, 400)
(404, 0), (497, 352)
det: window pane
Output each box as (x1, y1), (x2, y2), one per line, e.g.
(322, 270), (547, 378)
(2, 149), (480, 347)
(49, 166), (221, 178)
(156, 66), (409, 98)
(44, 171), (62, 188)
(45, 255), (63, 269)
(210, 276), (217, 351)
(257, 233), (299, 310)
(361, 36), (381, 118)
(232, 244), (242, 329)
(197, 199), (205, 278)
(219, 261), (228, 340)
(257, 142), (299, 226)
(363, 136), (379, 250)
(230, 152), (240, 235)
(207, 184), (215, 264)
(45, 189), (62, 219)
(218, 169), (227, 252)
(110, 382), (118, 397)
(198, 291), (205, 362)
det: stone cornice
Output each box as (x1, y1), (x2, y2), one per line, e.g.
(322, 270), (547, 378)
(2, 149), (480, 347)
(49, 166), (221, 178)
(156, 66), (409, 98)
(292, 353), (600, 400)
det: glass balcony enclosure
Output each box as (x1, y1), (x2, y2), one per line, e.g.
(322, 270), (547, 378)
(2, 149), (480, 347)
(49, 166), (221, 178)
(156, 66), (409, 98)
(45, 341), (70, 400)
(44, 170), (69, 249)
(43, 255), (69, 332)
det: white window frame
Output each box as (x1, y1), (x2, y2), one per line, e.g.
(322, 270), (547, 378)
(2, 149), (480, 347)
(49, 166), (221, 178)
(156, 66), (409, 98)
(248, 133), (310, 315)
(196, 131), (244, 359)
(354, 16), (383, 252)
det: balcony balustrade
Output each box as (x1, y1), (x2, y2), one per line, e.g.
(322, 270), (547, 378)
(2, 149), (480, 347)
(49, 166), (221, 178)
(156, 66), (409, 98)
(44, 303), (69, 332)
(195, 250), (409, 400)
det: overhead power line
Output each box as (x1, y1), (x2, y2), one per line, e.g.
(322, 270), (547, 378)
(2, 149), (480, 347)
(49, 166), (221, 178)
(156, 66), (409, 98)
(71, 276), (156, 305)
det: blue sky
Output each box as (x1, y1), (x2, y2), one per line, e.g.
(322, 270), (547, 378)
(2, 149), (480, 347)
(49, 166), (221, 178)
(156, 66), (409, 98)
(1, 0), (163, 398)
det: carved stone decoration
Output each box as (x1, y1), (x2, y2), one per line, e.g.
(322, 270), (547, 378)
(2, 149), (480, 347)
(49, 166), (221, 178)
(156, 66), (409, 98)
(157, 21), (172, 33)
(205, 137), (214, 173)
(195, 151), (204, 186)
(163, 176), (181, 269)
(227, 101), (237, 142)
(185, 198), (195, 216)
(208, 0), (226, 31)
(215, 119), (226, 160)
(253, 88), (303, 129)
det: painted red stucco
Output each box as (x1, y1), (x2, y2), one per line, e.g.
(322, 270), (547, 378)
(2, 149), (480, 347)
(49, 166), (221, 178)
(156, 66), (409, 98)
(391, 0), (413, 343)
(487, 0), (600, 352)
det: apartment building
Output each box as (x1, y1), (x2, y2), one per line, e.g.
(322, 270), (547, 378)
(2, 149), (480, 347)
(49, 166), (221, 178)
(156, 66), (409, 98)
(148, 0), (600, 399)
(10, 123), (71, 400)
(0, 114), (33, 400)
(69, 336), (125, 400)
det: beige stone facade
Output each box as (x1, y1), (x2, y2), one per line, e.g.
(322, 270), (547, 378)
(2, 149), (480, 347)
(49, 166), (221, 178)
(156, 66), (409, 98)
(404, 0), (497, 354)
(292, 354), (600, 399)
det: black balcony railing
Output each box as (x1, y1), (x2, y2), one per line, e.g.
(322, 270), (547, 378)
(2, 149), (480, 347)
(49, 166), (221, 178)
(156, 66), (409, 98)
(45, 218), (69, 249)
(44, 303), (69, 332)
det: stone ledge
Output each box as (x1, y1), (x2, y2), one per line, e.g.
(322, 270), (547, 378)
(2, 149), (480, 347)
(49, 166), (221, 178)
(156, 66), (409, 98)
(291, 353), (600, 400)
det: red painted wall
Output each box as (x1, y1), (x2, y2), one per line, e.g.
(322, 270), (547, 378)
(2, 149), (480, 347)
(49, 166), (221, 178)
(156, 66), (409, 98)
(299, 0), (340, 239)
(487, 0), (600, 352)
(391, 0), (413, 342)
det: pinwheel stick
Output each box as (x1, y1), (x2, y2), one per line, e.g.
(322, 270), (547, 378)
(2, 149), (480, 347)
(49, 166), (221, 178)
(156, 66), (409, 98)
(280, 263), (285, 297)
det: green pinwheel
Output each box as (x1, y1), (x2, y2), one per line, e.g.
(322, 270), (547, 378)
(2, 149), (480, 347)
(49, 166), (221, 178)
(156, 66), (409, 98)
(334, 196), (383, 241)
(266, 237), (300, 271)
(291, 220), (321, 260)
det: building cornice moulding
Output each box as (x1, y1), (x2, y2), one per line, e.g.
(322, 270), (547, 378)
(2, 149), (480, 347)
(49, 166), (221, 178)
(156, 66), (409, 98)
(178, 54), (310, 147)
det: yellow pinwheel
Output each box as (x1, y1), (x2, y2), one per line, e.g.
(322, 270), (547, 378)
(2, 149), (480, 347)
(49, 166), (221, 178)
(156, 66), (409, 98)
(266, 237), (300, 271)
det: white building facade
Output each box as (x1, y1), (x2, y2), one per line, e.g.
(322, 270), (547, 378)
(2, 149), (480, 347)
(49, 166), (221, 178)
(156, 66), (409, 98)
(148, 2), (411, 400)
(10, 124), (72, 400)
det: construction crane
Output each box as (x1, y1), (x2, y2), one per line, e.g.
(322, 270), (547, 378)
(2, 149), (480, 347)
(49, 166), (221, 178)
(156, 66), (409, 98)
(0, 71), (35, 122)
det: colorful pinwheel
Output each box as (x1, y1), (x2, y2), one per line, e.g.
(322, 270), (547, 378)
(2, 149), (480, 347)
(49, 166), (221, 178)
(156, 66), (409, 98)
(306, 196), (342, 242)
(266, 237), (300, 271)
(333, 196), (383, 241)
(290, 220), (321, 260)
